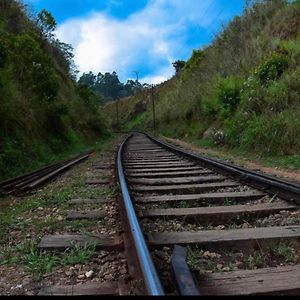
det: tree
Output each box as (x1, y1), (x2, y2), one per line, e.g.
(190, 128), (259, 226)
(37, 9), (56, 40)
(78, 71), (96, 87)
(78, 71), (146, 102)
(172, 60), (186, 74)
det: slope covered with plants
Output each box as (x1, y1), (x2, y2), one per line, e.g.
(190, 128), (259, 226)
(0, 0), (107, 180)
(106, 0), (300, 161)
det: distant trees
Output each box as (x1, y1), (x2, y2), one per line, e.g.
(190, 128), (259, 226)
(78, 71), (144, 102)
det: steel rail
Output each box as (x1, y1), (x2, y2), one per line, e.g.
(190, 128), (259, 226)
(117, 135), (165, 296)
(21, 154), (90, 191)
(0, 150), (93, 195)
(0, 150), (93, 188)
(145, 133), (300, 204)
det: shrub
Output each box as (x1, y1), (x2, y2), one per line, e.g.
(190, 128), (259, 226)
(255, 51), (289, 85)
(217, 76), (243, 110)
(224, 110), (300, 155)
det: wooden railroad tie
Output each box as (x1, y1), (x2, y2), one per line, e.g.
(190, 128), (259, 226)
(38, 234), (123, 251)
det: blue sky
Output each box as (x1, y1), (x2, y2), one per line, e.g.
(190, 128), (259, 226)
(24, 0), (246, 84)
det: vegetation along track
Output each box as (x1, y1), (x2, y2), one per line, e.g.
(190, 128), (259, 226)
(30, 137), (163, 296)
(118, 132), (300, 295)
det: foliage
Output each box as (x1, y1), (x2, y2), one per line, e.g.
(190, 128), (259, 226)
(0, 1), (108, 180)
(1, 241), (96, 276)
(78, 71), (144, 102)
(255, 50), (289, 85)
(172, 60), (186, 74)
(36, 9), (56, 40)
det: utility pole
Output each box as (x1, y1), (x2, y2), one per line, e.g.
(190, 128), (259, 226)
(151, 84), (156, 136)
(133, 70), (139, 82)
(116, 97), (119, 131)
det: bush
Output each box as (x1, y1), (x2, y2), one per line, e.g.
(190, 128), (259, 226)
(255, 51), (289, 85)
(224, 110), (300, 155)
(216, 76), (243, 112)
(12, 33), (59, 101)
(200, 76), (244, 123)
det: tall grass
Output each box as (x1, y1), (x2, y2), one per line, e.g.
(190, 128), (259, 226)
(105, 0), (300, 157)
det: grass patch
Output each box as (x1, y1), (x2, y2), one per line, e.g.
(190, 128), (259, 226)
(170, 135), (300, 171)
(1, 241), (97, 277)
(178, 201), (193, 208)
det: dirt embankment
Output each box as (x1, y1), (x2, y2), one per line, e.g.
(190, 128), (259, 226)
(164, 137), (300, 185)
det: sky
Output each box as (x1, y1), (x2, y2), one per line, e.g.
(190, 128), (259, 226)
(23, 0), (247, 84)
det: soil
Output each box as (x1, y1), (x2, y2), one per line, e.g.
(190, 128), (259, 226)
(164, 137), (300, 185)
(0, 138), (126, 296)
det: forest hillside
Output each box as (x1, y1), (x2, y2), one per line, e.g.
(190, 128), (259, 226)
(0, 0), (107, 180)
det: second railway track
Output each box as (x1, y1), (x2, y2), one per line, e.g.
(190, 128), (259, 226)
(0, 151), (93, 196)
(119, 132), (300, 295)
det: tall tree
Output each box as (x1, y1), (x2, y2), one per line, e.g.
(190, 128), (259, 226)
(36, 9), (56, 41)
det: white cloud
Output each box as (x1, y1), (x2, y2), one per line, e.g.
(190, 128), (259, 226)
(140, 65), (174, 85)
(56, 0), (215, 84)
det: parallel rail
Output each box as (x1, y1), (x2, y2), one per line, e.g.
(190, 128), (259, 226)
(0, 150), (93, 196)
(117, 132), (300, 295)
(146, 133), (300, 204)
(117, 136), (165, 295)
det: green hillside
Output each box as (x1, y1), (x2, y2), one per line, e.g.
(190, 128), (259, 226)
(0, 0), (108, 180)
(105, 0), (300, 162)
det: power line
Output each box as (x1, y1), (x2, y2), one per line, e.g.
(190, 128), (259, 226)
(199, 0), (214, 21)
(207, 7), (226, 36)
(197, 1), (226, 39)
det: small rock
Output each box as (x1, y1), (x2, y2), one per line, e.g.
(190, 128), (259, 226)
(25, 291), (35, 296)
(119, 267), (127, 275)
(118, 253), (125, 259)
(57, 216), (64, 221)
(242, 223), (251, 229)
(203, 251), (221, 259)
(37, 207), (43, 211)
(104, 274), (114, 280)
(216, 225), (226, 230)
(85, 270), (94, 278)
(78, 274), (85, 280)
(216, 264), (223, 270)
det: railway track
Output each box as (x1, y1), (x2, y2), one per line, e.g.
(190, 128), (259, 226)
(0, 151), (93, 196)
(118, 132), (300, 295)
(8, 133), (299, 295)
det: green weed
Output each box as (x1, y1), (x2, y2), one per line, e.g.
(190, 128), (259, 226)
(273, 243), (299, 263)
(247, 252), (266, 269)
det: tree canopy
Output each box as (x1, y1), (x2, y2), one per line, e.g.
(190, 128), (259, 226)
(78, 71), (144, 102)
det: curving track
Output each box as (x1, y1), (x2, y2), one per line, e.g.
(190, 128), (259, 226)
(117, 132), (300, 295)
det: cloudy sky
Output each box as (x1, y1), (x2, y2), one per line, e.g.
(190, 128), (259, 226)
(24, 0), (246, 84)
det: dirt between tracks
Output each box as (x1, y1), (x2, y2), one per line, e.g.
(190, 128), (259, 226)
(0, 137), (126, 296)
(164, 137), (300, 185)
